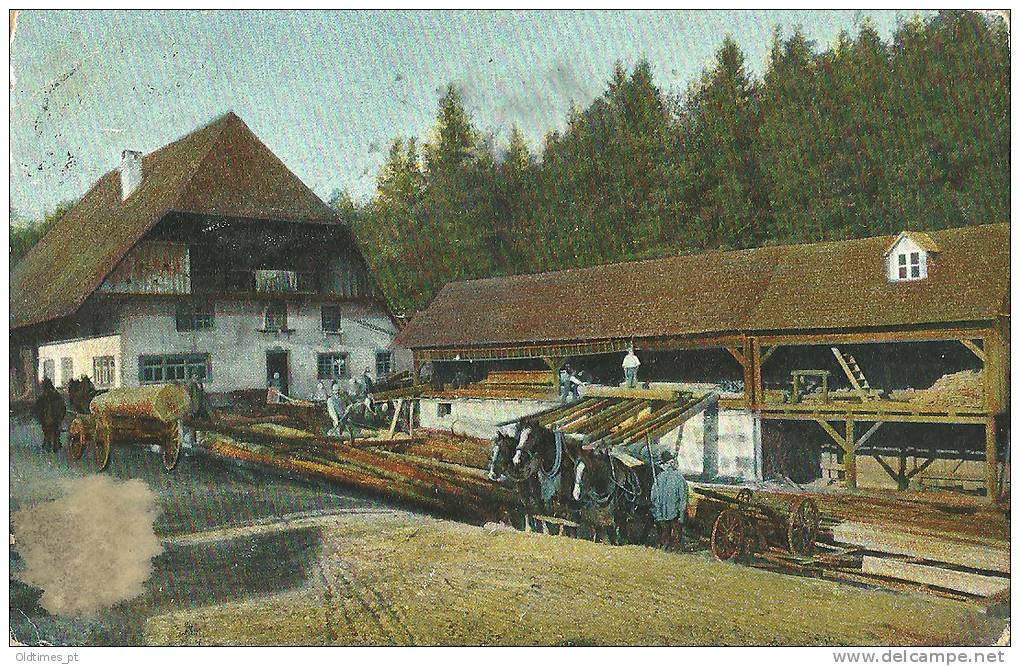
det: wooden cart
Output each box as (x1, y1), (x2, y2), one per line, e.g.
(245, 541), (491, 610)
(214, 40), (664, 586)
(66, 384), (191, 472)
(694, 487), (820, 562)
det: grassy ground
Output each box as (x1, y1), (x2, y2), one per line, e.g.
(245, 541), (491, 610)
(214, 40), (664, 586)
(144, 512), (1003, 646)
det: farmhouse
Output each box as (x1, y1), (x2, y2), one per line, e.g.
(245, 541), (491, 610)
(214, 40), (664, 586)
(396, 224), (1009, 498)
(10, 112), (408, 399)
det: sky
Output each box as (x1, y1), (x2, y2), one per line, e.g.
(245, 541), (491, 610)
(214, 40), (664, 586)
(9, 9), (932, 219)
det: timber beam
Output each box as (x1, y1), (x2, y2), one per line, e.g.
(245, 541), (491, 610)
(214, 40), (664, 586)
(959, 339), (987, 364)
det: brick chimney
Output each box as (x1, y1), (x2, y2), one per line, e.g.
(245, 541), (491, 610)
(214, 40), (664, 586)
(120, 149), (142, 200)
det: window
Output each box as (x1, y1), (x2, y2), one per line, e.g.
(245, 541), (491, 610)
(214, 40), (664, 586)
(437, 402), (452, 418)
(317, 352), (348, 381)
(375, 351), (392, 376)
(42, 359), (55, 383)
(139, 354), (210, 384)
(176, 301), (214, 332)
(321, 305), (342, 334)
(60, 358), (74, 387)
(264, 302), (288, 331)
(93, 356), (116, 388)
(893, 250), (926, 281)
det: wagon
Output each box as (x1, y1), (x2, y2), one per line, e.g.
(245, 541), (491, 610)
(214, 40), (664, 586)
(694, 487), (820, 562)
(66, 384), (191, 472)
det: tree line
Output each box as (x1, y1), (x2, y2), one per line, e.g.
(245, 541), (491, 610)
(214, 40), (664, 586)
(10, 13), (1008, 317)
(344, 11), (1008, 314)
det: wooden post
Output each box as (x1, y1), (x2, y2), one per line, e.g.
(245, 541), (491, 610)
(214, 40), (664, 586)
(749, 337), (761, 410)
(844, 418), (857, 491)
(985, 416), (998, 503)
(702, 393), (720, 479)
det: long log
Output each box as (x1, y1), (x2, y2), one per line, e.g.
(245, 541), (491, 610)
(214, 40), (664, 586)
(91, 384), (191, 423)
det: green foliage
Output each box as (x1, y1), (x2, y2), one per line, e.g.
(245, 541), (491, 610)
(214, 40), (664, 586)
(10, 201), (75, 270)
(339, 12), (1009, 314)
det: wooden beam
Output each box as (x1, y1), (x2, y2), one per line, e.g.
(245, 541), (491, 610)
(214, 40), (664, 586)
(845, 419), (857, 490)
(759, 344), (778, 366)
(960, 339), (987, 364)
(871, 454), (901, 487)
(755, 326), (997, 348)
(725, 345), (749, 369)
(861, 557), (1009, 597)
(583, 385), (689, 401)
(904, 456), (937, 481)
(985, 416), (998, 503)
(386, 398), (404, 440)
(816, 419), (848, 451)
(854, 421), (883, 451)
(542, 356), (565, 394)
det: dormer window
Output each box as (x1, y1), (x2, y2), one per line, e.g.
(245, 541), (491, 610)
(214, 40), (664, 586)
(885, 231), (938, 283)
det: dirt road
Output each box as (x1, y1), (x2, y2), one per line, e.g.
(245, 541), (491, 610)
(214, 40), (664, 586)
(145, 512), (1004, 646)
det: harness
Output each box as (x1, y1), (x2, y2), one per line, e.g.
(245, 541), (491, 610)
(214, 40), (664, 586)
(537, 431), (564, 504)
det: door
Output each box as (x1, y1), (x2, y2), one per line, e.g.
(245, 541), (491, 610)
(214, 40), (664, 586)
(266, 350), (289, 396)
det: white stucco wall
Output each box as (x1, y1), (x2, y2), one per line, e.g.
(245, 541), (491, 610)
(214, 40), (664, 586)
(659, 408), (760, 481)
(117, 298), (410, 397)
(37, 335), (123, 388)
(418, 397), (559, 439)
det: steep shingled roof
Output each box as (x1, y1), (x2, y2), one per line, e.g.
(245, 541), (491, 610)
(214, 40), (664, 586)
(10, 112), (341, 330)
(395, 223), (1009, 350)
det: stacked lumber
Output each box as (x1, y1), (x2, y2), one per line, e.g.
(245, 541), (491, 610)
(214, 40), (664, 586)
(400, 430), (492, 469)
(424, 370), (557, 400)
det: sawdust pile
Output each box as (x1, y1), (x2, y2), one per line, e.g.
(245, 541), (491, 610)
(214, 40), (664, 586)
(891, 370), (984, 407)
(12, 475), (163, 616)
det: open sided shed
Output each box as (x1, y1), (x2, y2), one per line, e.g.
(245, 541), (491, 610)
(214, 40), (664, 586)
(397, 224), (1010, 499)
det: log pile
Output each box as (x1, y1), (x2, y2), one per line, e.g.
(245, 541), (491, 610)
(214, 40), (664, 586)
(91, 384), (191, 422)
(889, 370), (984, 407)
(194, 419), (512, 522)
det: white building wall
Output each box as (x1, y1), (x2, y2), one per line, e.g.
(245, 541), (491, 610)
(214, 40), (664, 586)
(118, 298), (410, 398)
(37, 335), (123, 388)
(418, 397), (559, 439)
(659, 409), (760, 481)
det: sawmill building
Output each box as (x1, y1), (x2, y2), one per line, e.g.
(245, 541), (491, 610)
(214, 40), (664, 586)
(10, 112), (409, 400)
(396, 224), (1010, 499)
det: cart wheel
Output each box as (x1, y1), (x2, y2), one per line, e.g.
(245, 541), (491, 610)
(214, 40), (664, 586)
(710, 508), (746, 561)
(787, 497), (820, 555)
(736, 488), (753, 511)
(94, 420), (112, 471)
(162, 424), (181, 472)
(67, 417), (86, 462)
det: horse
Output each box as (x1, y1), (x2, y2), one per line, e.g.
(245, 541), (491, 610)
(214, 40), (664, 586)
(67, 375), (97, 414)
(572, 446), (655, 545)
(512, 419), (580, 535)
(487, 424), (541, 531)
(33, 378), (66, 453)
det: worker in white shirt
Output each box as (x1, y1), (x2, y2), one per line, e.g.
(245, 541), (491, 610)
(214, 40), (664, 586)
(622, 346), (641, 388)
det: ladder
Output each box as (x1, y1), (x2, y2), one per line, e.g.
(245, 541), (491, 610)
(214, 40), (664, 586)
(830, 347), (876, 401)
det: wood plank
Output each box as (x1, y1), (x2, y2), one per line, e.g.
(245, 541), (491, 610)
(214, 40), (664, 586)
(582, 385), (690, 401)
(816, 419), (848, 450)
(959, 339), (987, 364)
(831, 522), (1010, 574)
(725, 345), (749, 369)
(861, 556), (1008, 597)
(534, 515), (580, 528)
(386, 398), (404, 439)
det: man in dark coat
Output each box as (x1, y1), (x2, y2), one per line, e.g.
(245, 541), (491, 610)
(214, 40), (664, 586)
(33, 378), (66, 452)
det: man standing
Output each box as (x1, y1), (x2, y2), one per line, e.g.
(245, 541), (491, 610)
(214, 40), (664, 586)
(33, 378), (66, 452)
(622, 346), (641, 388)
(650, 451), (688, 551)
(326, 383), (348, 439)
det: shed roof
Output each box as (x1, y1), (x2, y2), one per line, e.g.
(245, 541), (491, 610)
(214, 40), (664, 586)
(395, 223), (1009, 350)
(10, 112), (341, 330)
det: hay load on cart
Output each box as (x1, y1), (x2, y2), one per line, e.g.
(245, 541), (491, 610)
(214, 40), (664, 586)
(68, 383), (192, 471)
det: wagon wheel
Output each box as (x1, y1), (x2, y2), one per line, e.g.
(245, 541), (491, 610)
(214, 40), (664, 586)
(736, 488), (753, 512)
(787, 497), (820, 555)
(710, 508), (746, 561)
(93, 419), (112, 471)
(161, 422), (182, 472)
(67, 417), (87, 462)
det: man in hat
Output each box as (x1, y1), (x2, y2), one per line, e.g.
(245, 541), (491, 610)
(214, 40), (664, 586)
(650, 450), (688, 551)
